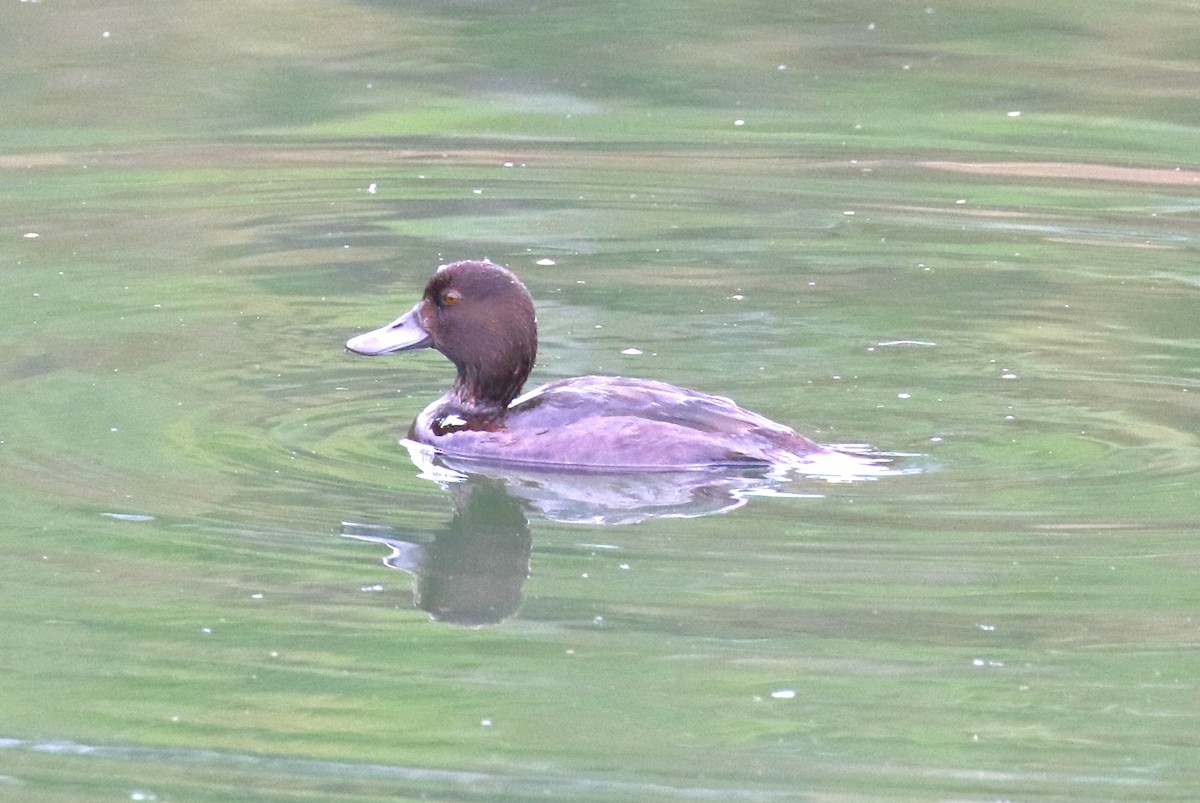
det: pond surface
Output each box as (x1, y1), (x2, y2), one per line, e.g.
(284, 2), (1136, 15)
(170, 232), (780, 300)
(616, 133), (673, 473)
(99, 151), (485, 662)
(2, 1), (1198, 800)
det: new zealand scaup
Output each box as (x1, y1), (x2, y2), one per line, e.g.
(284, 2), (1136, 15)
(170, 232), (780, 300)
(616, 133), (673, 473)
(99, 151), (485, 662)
(346, 260), (829, 469)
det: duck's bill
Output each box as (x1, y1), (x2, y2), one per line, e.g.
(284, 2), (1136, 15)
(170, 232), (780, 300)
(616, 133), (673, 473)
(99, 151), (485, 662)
(346, 304), (432, 355)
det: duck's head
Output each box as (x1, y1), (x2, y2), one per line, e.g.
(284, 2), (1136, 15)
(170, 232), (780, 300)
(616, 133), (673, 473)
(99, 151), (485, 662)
(346, 260), (538, 411)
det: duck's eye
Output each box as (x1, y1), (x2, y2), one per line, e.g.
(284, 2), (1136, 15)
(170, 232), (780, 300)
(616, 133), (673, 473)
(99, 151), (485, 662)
(441, 289), (462, 307)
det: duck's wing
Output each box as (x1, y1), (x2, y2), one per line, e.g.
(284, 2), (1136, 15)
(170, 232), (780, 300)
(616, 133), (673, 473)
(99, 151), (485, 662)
(509, 375), (802, 437)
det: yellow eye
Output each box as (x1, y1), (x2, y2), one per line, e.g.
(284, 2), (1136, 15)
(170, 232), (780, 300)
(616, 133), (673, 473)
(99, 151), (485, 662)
(441, 289), (462, 307)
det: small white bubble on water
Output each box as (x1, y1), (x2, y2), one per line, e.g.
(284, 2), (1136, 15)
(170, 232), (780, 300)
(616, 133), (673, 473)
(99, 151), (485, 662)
(480, 718), (493, 727)
(367, 182), (377, 193)
(535, 258), (556, 266)
(24, 232), (39, 238)
(770, 689), (796, 699)
(897, 392), (911, 399)
(621, 348), (642, 355)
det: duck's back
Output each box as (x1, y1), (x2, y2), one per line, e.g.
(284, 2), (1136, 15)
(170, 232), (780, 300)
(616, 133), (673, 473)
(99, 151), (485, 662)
(417, 375), (826, 469)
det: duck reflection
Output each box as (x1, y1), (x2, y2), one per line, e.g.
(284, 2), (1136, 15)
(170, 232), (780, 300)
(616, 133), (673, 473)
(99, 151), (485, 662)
(344, 479), (531, 626)
(338, 441), (898, 625)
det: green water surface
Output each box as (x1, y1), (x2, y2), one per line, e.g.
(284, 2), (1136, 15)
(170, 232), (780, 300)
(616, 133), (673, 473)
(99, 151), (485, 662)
(1, 1), (1198, 800)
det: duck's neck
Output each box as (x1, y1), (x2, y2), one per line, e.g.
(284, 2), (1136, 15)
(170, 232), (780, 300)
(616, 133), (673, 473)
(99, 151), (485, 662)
(447, 357), (532, 421)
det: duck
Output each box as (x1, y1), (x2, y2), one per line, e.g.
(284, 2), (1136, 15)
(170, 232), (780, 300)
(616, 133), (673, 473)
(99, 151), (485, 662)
(346, 259), (830, 470)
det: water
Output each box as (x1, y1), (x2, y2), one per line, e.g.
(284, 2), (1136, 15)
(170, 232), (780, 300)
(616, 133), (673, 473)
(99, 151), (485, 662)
(2, 1), (1198, 800)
